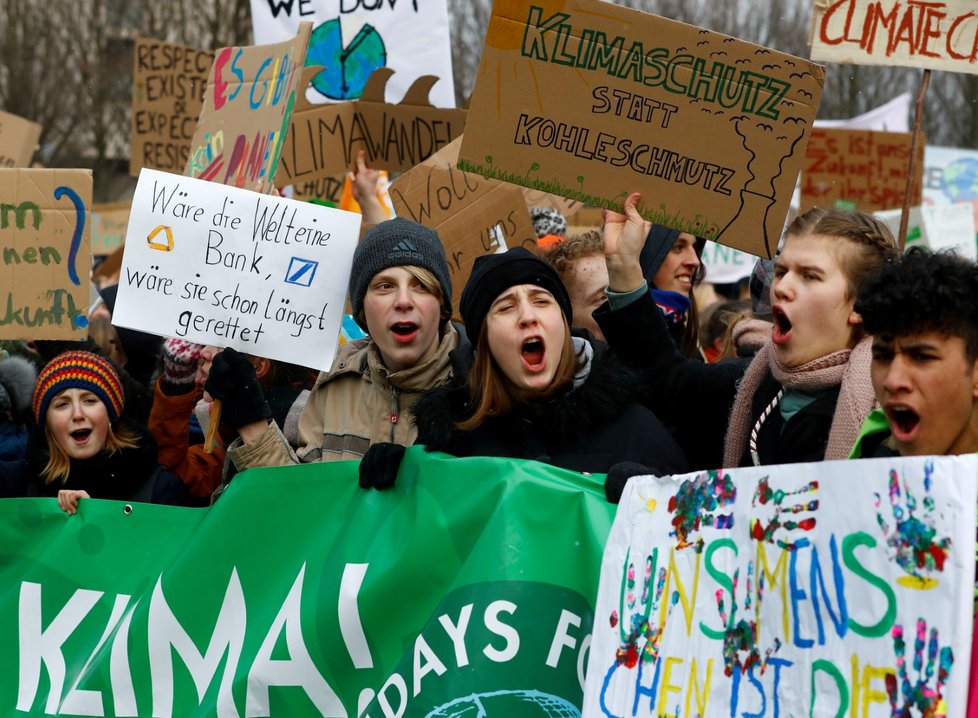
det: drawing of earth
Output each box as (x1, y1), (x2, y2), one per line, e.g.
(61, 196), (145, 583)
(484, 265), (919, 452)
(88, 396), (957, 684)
(941, 157), (978, 202)
(424, 690), (581, 718)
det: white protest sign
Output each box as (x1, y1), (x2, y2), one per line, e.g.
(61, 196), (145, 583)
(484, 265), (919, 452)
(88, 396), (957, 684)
(114, 168), (360, 371)
(700, 241), (757, 285)
(584, 454), (977, 718)
(922, 203), (977, 260)
(249, 0), (455, 108)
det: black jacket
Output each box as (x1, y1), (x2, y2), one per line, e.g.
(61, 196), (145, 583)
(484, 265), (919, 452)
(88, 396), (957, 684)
(739, 375), (840, 466)
(595, 290), (847, 469)
(411, 345), (688, 475)
(595, 290), (746, 469)
(22, 420), (197, 506)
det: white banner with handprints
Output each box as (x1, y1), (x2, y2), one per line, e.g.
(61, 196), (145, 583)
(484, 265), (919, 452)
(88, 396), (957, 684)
(249, 0), (455, 108)
(114, 169), (360, 371)
(583, 454), (977, 718)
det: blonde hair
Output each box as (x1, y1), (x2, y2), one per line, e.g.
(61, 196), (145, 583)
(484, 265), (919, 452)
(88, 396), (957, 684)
(457, 315), (578, 431)
(404, 265), (451, 322)
(41, 421), (140, 485)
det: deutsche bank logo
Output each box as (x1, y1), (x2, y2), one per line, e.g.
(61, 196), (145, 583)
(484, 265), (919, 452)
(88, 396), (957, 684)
(285, 257), (319, 287)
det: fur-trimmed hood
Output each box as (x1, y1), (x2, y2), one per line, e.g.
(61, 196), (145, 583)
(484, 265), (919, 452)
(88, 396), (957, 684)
(0, 355), (38, 424)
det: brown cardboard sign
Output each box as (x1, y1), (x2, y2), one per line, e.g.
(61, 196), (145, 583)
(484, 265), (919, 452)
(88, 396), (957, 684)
(91, 203), (132, 255)
(810, 0), (978, 74)
(0, 110), (42, 168)
(0, 169), (92, 339)
(292, 174), (348, 207)
(389, 137), (536, 318)
(130, 38), (213, 176)
(457, 0), (825, 258)
(277, 67), (467, 186)
(522, 188), (585, 218)
(800, 128), (924, 212)
(184, 23), (311, 193)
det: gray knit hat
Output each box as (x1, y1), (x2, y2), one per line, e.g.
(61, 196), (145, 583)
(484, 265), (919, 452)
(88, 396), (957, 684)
(349, 218), (452, 329)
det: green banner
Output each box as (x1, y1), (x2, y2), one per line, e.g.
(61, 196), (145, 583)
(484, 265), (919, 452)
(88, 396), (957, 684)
(1, 449), (614, 717)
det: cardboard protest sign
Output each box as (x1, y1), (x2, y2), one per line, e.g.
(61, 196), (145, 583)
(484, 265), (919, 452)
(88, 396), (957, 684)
(457, 0), (825, 259)
(801, 128), (924, 212)
(248, 0), (455, 108)
(876, 205), (927, 248)
(0, 110), (42, 168)
(184, 24), (311, 193)
(130, 38), (212, 176)
(810, 0), (978, 74)
(291, 173), (348, 206)
(113, 169), (360, 371)
(277, 67), (465, 186)
(0, 169), (91, 339)
(90, 202), (132, 255)
(523, 188), (585, 219)
(584, 454), (978, 717)
(389, 137), (536, 318)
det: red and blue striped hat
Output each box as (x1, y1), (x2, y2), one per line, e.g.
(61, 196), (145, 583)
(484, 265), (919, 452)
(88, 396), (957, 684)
(32, 351), (125, 424)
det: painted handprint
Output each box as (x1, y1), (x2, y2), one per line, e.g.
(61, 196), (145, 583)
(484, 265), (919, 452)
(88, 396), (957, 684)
(885, 619), (953, 718)
(609, 548), (667, 669)
(874, 461), (951, 589)
(668, 470), (736, 552)
(716, 560), (782, 678)
(750, 476), (818, 550)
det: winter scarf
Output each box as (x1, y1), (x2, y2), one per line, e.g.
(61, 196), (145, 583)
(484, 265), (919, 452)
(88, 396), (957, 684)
(723, 335), (876, 466)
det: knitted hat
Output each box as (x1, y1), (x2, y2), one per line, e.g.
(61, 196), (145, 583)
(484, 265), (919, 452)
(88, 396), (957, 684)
(32, 351), (125, 425)
(529, 207), (567, 239)
(348, 218), (452, 330)
(460, 247), (572, 341)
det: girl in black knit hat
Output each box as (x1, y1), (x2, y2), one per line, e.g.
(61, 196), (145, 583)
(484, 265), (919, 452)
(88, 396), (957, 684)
(407, 248), (687, 477)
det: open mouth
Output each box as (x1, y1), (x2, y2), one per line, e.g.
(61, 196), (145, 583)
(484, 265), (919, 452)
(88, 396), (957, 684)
(771, 306), (792, 344)
(520, 337), (546, 370)
(886, 405), (920, 440)
(70, 428), (93, 443)
(390, 322), (419, 344)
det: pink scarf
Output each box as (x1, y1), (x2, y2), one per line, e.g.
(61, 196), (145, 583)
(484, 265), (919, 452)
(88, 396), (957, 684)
(723, 335), (876, 467)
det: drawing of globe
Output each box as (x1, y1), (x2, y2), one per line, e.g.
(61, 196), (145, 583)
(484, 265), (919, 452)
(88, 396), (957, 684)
(424, 690), (581, 718)
(307, 18), (387, 100)
(940, 158), (978, 202)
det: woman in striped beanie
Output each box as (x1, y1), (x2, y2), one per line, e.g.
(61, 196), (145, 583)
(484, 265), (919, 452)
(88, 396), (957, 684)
(28, 350), (192, 513)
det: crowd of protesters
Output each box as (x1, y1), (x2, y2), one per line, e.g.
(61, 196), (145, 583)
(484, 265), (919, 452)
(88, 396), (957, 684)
(2, 184), (977, 508)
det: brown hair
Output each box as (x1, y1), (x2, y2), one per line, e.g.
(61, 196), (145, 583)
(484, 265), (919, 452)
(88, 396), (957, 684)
(41, 421), (140, 485)
(784, 207), (899, 299)
(543, 231), (604, 286)
(457, 315), (579, 431)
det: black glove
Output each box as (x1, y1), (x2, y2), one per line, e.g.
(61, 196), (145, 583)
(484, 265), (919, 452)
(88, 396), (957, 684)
(605, 461), (657, 504)
(204, 347), (272, 430)
(359, 443), (406, 490)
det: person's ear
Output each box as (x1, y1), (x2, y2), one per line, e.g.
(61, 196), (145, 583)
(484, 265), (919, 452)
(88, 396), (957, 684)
(847, 308), (862, 326)
(251, 356), (272, 381)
